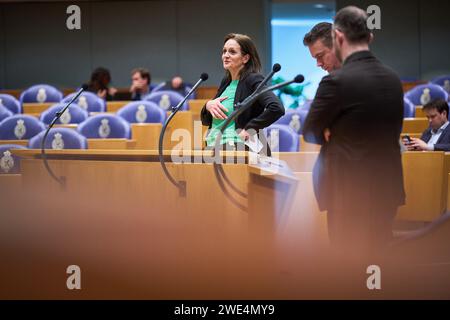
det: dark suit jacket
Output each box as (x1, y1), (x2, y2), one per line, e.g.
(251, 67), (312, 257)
(421, 123), (450, 151)
(200, 72), (284, 132)
(303, 50), (406, 212)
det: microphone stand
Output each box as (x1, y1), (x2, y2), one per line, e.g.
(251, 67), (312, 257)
(158, 74), (208, 197)
(40, 85), (87, 190)
(212, 74), (305, 211)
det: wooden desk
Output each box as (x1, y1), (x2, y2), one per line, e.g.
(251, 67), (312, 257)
(185, 102), (208, 150)
(131, 123), (162, 150)
(402, 118), (429, 133)
(196, 86), (218, 99)
(22, 102), (53, 114)
(396, 152), (450, 222)
(163, 111), (194, 150)
(276, 151), (450, 222)
(1, 149), (298, 299)
(188, 99), (208, 115)
(106, 101), (132, 113)
(0, 140), (28, 146)
(415, 106), (425, 118)
(87, 138), (136, 150)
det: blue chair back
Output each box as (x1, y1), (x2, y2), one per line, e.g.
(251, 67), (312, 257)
(0, 106), (13, 122)
(265, 124), (300, 152)
(28, 128), (87, 149)
(430, 75), (450, 95)
(0, 144), (27, 174)
(144, 90), (188, 111)
(403, 98), (415, 118)
(19, 84), (63, 104)
(61, 91), (106, 113)
(0, 114), (46, 140)
(117, 101), (166, 124)
(78, 114), (131, 139)
(274, 108), (309, 134)
(405, 84), (448, 106)
(0, 94), (21, 113)
(40, 103), (88, 125)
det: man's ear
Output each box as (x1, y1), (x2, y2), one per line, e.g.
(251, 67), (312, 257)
(334, 29), (344, 46)
(369, 32), (374, 44)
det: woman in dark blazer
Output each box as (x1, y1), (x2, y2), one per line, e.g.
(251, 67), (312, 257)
(201, 33), (284, 154)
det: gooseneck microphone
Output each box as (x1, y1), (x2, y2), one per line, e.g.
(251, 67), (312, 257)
(212, 72), (305, 211)
(213, 73), (304, 160)
(249, 63), (281, 99)
(254, 74), (305, 97)
(40, 84), (88, 189)
(158, 73), (209, 197)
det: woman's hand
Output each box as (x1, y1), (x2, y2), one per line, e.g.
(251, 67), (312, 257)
(239, 129), (250, 141)
(206, 96), (229, 119)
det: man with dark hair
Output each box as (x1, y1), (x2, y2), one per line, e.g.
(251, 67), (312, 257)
(130, 68), (151, 100)
(303, 22), (341, 73)
(404, 99), (450, 151)
(303, 6), (405, 256)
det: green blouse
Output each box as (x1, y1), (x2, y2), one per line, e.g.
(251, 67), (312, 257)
(206, 80), (242, 146)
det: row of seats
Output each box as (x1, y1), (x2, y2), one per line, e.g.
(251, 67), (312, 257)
(0, 86), (190, 113)
(0, 112), (300, 148)
(0, 98), (435, 157)
(0, 114), (130, 140)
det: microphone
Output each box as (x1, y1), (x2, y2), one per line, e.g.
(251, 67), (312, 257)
(241, 64), (281, 106)
(256, 74), (304, 96)
(171, 73), (209, 112)
(213, 74), (305, 158)
(40, 84), (88, 189)
(158, 73), (209, 197)
(211, 73), (304, 211)
(235, 74), (304, 111)
(52, 84), (88, 125)
(252, 63), (281, 96)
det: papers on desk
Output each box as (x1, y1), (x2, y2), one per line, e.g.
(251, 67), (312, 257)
(244, 135), (264, 153)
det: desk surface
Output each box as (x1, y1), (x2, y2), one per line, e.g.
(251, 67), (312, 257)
(12, 148), (249, 163)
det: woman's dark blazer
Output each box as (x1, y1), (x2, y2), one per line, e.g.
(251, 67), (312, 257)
(200, 72), (285, 132)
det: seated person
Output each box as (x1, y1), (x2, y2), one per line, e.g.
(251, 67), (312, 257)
(160, 76), (189, 96)
(404, 99), (450, 151)
(130, 68), (151, 100)
(86, 67), (117, 101)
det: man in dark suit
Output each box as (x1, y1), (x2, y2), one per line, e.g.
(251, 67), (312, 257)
(404, 99), (450, 151)
(303, 6), (405, 255)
